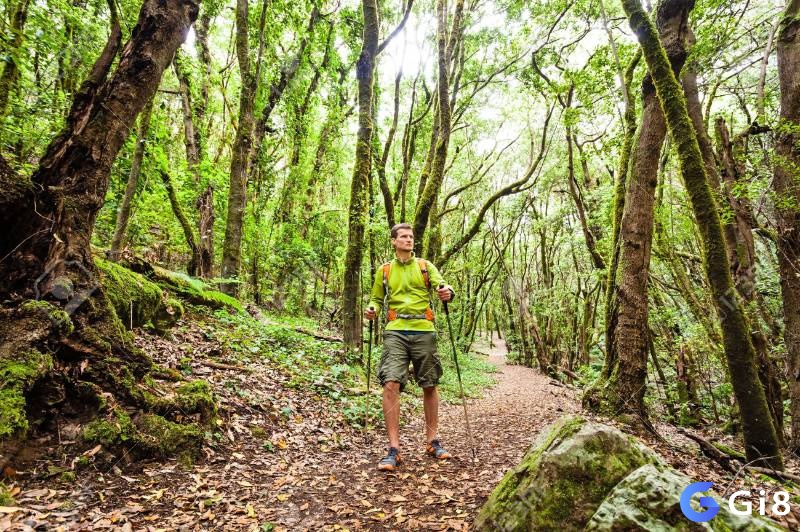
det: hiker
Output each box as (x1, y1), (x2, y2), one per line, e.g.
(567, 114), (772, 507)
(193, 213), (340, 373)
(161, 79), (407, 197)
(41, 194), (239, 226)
(364, 223), (455, 471)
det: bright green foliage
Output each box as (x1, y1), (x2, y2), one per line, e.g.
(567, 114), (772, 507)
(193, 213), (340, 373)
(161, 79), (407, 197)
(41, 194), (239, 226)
(150, 267), (243, 313)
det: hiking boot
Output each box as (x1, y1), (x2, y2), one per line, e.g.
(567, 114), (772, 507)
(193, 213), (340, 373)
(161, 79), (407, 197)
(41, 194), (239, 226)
(426, 439), (452, 460)
(377, 447), (402, 471)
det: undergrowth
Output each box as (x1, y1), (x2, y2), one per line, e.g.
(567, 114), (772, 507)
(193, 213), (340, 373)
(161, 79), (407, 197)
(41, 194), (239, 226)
(190, 306), (497, 429)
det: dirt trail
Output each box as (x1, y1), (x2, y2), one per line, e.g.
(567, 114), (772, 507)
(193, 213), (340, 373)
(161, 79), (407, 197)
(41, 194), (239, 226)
(5, 334), (580, 531)
(286, 336), (581, 530)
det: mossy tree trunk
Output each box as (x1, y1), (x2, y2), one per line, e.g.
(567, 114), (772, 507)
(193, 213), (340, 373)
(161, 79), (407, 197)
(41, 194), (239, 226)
(774, 0), (800, 452)
(412, 0), (456, 255)
(219, 0), (263, 295)
(342, 0), (379, 349)
(621, 0), (783, 469)
(0, 0), (200, 450)
(174, 51), (214, 278)
(603, 51), (640, 376)
(587, 0), (689, 417)
(683, 63), (785, 439)
(0, 0), (31, 118)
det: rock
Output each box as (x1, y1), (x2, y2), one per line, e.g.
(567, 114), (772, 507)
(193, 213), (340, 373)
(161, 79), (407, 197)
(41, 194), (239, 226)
(474, 416), (787, 532)
(587, 463), (785, 531)
(473, 416), (660, 531)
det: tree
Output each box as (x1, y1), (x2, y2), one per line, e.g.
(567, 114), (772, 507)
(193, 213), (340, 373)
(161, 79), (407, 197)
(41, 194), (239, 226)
(587, 0), (691, 418)
(0, 0), (201, 451)
(774, 0), (800, 452)
(341, 0), (380, 348)
(621, 0), (783, 469)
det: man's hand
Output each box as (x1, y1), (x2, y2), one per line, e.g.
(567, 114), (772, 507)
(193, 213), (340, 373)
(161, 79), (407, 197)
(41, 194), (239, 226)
(437, 286), (453, 302)
(364, 307), (377, 320)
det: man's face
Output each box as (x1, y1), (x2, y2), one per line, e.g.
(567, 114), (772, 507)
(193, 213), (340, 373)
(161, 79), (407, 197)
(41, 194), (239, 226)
(392, 229), (414, 251)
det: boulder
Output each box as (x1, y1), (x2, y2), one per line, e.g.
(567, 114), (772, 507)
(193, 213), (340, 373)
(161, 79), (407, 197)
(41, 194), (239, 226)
(475, 416), (787, 531)
(474, 416), (659, 531)
(587, 463), (785, 531)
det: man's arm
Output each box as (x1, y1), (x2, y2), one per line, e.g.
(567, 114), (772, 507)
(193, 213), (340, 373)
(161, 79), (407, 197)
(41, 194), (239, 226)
(427, 262), (455, 301)
(367, 267), (385, 314)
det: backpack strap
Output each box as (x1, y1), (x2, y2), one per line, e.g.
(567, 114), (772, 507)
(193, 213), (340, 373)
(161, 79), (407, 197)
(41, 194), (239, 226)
(381, 262), (392, 318)
(416, 258), (431, 290)
(417, 258), (435, 321)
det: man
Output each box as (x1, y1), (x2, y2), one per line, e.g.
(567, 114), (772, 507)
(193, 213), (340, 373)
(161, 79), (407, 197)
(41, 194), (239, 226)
(365, 223), (455, 471)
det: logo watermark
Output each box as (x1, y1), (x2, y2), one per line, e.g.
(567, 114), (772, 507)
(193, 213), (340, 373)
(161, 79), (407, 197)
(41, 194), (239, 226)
(680, 482), (792, 523)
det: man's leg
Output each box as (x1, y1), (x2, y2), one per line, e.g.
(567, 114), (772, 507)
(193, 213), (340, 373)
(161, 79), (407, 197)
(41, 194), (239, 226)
(383, 381), (401, 449)
(422, 386), (439, 443)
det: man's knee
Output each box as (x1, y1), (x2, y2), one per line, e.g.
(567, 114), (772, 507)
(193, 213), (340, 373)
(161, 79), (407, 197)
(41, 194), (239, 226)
(384, 381), (401, 393)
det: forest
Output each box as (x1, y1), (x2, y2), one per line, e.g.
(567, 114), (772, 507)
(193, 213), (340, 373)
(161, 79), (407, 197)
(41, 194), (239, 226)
(0, 0), (799, 528)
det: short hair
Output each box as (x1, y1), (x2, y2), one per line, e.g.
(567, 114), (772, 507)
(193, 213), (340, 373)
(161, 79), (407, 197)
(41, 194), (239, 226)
(390, 223), (413, 239)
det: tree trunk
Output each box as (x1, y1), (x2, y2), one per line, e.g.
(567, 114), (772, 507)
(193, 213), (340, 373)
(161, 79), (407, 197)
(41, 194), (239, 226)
(109, 97), (155, 256)
(341, 0), (379, 349)
(220, 0), (263, 295)
(196, 185), (214, 278)
(412, 0), (454, 254)
(588, 0), (688, 417)
(604, 51), (641, 376)
(159, 170), (200, 274)
(621, 0), (782, 469)
(0, 0), (200, 449)
(774, 0), (800, 452)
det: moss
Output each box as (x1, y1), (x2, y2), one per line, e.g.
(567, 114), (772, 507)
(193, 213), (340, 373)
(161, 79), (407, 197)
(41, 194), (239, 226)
(712, 442), (746, 460)
(96, 257), (182, 332)
(133, 413), (203, 457)
(19, 300), (74, 336)
(250, 425), (267, 439)
(150, 266), (244, 312)
(60, 471), (77, 483)
(0, 349), (54, 439)
(152, 297), (184, 333)
(0, 484), (14, 506)
(152, 380), (217, 422)
(80, 409), (135, 446)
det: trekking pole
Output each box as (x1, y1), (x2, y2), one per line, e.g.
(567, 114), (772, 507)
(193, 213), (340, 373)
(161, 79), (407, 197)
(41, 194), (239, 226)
(439, 283), (477, 460)
(365, 307), (375, 434)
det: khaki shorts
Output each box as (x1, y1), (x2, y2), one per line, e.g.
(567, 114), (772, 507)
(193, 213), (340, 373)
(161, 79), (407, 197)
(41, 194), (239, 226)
(378, 331), (442, 390)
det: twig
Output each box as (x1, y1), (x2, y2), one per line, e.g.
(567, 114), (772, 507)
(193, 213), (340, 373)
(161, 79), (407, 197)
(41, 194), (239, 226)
(199, 360), (248, 371)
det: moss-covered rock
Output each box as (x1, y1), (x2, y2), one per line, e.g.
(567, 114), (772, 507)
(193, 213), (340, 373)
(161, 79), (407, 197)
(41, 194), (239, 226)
(474, 416), (660, 531)
(81, 409), (204, 459)
(95, 257), (183, 332)
(80, 409), (135, 447)
(133, 413), (203, 457)
(151, 379), (217, 422)
(586, 463), (786, 531)
(0, 349), (54, 439)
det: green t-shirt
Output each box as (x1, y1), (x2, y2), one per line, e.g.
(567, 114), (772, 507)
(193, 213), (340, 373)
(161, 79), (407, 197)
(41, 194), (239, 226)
(367, 254), (451, 332)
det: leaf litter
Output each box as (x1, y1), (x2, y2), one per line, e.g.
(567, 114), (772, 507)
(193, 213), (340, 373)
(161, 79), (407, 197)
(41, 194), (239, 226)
(2, 310), (798, 530)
